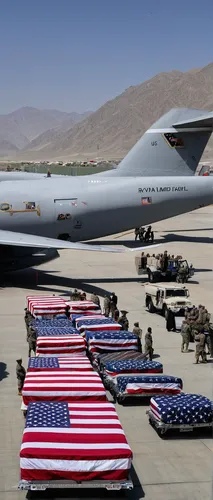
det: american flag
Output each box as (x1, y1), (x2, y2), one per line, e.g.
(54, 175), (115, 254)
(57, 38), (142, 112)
(77, 318), (121, 332)
(27, 295), (67, 316)
(35, 327), (78, 337)
(75, 315), (105, 329)
(150, 394), (212, 425)
(28, 356), (93, 372)
(141, 197), (152, 206)
(66, 301), (101, 313)
(103, 359), (163, 376)
(36, 334), (86, 356)
(20, 401), (132, 482)
(116, 375), (183, 396)
(87, 331), (139, 354)
(22, 371), (106, 405)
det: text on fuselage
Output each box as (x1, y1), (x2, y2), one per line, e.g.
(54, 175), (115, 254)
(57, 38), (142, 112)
(138, 186), (188, 193)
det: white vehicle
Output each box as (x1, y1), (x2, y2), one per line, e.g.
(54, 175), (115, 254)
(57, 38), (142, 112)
(144, 283), (192, 318)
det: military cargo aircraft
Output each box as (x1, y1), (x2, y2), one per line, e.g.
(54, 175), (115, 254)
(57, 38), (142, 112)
(0, 107), (213, 271)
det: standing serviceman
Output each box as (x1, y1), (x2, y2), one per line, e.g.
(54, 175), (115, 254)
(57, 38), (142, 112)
(132, 322), (142, 352)
(27, 325), (37, 357)
(145, 327), (154, 361)
(110, 292), (118, 318)
(16, 358), (26, 395)
(90, 293), (100, 307)
(118, 310), (129, 331)
(103, 295), (110, 317)
(24, 308), (32, 330)
(180, 320), (191, 352)
(113, 307), (120, 322)
(194, 329), (207, 364)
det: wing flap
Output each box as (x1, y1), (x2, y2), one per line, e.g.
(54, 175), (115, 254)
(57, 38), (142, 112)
(0, 229), (160, 253)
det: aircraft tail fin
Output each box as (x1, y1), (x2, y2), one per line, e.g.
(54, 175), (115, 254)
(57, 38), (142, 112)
(106, 108), (213, 177)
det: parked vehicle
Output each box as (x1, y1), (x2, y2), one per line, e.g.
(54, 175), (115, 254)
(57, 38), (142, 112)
(144, 283), (192, 318)
(135, 254), (194, 283)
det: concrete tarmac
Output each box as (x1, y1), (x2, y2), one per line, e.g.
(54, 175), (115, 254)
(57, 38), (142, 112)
(0, 206), (212, 500)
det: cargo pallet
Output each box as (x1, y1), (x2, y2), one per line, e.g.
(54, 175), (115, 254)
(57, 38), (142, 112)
(147, 409), (212, 437)
(18, 477), (133, 491)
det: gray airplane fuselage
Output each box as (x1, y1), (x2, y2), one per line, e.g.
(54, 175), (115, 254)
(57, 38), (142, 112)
(0, 175), (212, 241)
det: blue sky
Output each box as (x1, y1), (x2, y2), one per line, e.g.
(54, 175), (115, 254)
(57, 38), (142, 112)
(0, 0), (213, 114)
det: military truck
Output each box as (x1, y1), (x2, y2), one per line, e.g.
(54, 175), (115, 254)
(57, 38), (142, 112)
(144, 283), (192, 319)
(135, 254), (194, 283)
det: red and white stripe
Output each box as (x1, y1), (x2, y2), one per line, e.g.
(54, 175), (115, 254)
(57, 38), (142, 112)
(36, 335), (86, 356)
(125, 383), (182, 395)
(27, 295), (67, 315)
(20, 402), (132, 482)
(75, 315), (105, 328)
(22, 372), (106, 404)
(77, 322), (121, 333)
(88, 338), (138, 354)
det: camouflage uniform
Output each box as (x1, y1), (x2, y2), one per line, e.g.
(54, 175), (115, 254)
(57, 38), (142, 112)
(91, 294), (100, 307)
(132, 326), (142, 339)
(72, 289), (81, 301)
(16, 360), (26, 394)
(27, 326), (37, 357)
(109, 293), (118, 318)
(24, 310), (32, 330)
(118, 313), (129, 331)
(204, 322), (213, 355)
(180, 321), (191, 352)
(103, 296), (110, 317)
(145, 331), (153, 361)
(113, 308), (119, 322)
(133, 323), (142, 353)
(194, 333), (207, 363)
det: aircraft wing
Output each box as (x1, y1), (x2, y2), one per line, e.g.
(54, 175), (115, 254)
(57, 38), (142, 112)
(0, 229), (160, 253)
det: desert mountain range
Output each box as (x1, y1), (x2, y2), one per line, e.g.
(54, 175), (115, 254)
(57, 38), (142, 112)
(1, 62), (213, 161)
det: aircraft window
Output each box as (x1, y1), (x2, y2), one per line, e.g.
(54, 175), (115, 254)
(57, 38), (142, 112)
(0, 202), (11, 211)
(25, 202), (36, 210)
(164, 133), (184, 148)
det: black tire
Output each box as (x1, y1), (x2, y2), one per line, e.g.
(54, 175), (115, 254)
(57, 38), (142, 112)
(163, 305), (168, 318)
(148, 271), (155, 283)
(157, 427), (167, 439)
(147, 299), (155, 313)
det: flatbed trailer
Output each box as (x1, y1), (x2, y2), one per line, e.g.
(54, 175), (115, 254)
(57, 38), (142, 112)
(18, 477), (133, 491)
(147, 409), (212, 437)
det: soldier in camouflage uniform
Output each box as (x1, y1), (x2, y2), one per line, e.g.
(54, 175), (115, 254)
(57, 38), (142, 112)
(24, 308), (32, 330)
(27, 325), (37, 357)
(194, 330), (207, 363)
(118, 310), (129, 331)
(72, 289), (81, 301)
(16, 358), (26, 395)
(180, 320), (191, 352)
(103, 295), (110, 317)
(133, 322), (142, 353)
(90, 293), (100, 307)
(145, 327), (153, 361)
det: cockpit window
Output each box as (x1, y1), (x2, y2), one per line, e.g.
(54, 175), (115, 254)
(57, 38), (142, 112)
(164, 133), (184, 148)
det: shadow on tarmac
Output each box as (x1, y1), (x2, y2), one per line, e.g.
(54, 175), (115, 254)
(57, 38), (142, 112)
(0, 269), (147, 297)
(0, 361), (9, 381)
(90, 232), (213, 246)
(25, 466), (144, 500)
